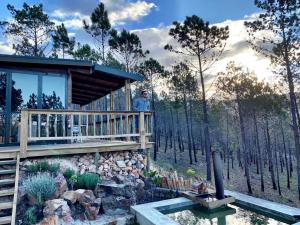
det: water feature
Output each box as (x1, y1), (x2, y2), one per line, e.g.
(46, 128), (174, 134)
(163, 203), (295, 225)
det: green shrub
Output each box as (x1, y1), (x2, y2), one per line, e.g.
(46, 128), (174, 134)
(186, 168), (196, 178)
(23, 207), (37, 225)
(143, 170), (157, 178)
(23, 174), (56, 206)
(26, 161), (60, 174)
(75, 173), (100, 190)
(68, 174), (78, 190)
(63, 168), (76, 179)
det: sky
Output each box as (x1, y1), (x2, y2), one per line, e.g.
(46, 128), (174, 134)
(0, 0), (276, 97)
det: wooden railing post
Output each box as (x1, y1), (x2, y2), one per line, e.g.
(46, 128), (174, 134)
(139, 112), (146, 149)
(20, 110), (29, 157)
(125, 79), (131, 111)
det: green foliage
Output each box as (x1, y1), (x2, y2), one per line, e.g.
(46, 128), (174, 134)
(68, 175), (78, 190)
(153, 176), (163, 187)
(73, 43), (101, 62)
(109, 29), (149, 71)
(143, 170), (163, 187)
(63, 168), (76, 180)
(23, 174), (56, 206)
(26, 161), (60, 174)
(52, 23), (75, 58)
(186, 168), (196, 178)
(23, 207), (37, 225)
(75, 173), (100, 190)
(143, 170), (157, 178)
(83, 2), (111, 62)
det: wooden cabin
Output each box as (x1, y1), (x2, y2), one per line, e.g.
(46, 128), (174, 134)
(0, 54), (153, 159)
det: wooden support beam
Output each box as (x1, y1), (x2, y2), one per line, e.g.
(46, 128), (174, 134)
(20, 111), (28, 157)
(110, 91), (115, 111)
(139, 112), (146, 149)
(125, 79), (131, 111)
(110, 92), (115, 140)
(11, 154), (20, 225)
(67, 73), (72, 109)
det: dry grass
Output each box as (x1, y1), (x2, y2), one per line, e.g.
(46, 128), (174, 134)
(152, 147), (300, 208)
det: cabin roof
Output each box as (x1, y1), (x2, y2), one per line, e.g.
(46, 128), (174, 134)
(0, 54), (144, 105)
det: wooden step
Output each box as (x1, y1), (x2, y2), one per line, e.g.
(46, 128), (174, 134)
(0, 189), (14, 197)
(0, 216), (11, 225)
(0, 170), (15, 175)
(0, 202), (13, 210)
(0, 179), (15, 186)
(0, 160), (16, 166)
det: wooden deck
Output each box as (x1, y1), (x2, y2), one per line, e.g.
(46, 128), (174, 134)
(0, 141), (154, 159)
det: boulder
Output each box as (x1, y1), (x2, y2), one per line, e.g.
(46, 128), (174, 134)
(99, 183), (135, 199)
(43, 199), (71, 218)
(35, 215), (59, 225)
(112, 175), (125, 184)
(62, 191), (79, 204)
(102, 195), (132, 212)
(76, 189), (95, 205)
(116, 161), (126, 168)
(88, 165), (97, 173)
(54, 174), (68, 198)
(84, 198), (102, 220)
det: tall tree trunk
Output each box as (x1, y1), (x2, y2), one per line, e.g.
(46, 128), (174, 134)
(237, 98), (252, 194)
(189, 100), (197, 163)
(183, 94), (193, 164)
(226, 112), (230, 180)
(254, 111), (264, 192)
(197, 53), (212, 181)
(275, 136), (282, 196)
(280, 119), (290, 189)
(282, 28), (300, 200)
(265, 118), (277, 190)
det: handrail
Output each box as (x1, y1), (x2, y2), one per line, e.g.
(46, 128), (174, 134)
(19, 109), (153, 156)
(20, 108), (154, 114)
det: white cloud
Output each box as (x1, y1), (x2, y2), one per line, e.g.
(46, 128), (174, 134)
(103, 0), (157, 26)
(0, 41), (13, 55)
(50, 0), (157, 29)
(133, 17), (277, 97)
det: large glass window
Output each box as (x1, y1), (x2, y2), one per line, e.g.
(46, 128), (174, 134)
(0, 72), (8, 144)
(42, 75), (66, 109)
(12, 72), (38, 110)
(0, 70), (67, 146)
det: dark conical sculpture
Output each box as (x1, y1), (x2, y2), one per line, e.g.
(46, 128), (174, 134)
(212, 149), (225, 200)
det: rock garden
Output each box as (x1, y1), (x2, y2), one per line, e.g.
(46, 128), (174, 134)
(16, 150), (179, 225)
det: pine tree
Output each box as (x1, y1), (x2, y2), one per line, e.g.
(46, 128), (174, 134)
(109, 29), (149, 72)
(83, 2), (111, 63)
(0, 3), (54, 56)
(245, 0), (300, 200)
(165, 15), (229, 181)
(73, 43), (101, 62)
(52, 23), (75, 58)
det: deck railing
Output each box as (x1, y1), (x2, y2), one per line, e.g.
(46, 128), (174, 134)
(19, 109), (153, 156)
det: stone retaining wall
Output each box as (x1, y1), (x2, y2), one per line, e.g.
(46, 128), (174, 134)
(22, 150), (148, 180)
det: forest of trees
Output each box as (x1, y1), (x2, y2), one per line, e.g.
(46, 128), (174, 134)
(1, 0), (300, 204)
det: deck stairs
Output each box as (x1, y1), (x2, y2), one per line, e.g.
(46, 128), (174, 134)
(0, 154), (20, 225)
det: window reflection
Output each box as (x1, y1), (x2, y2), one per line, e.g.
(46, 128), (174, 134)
(0, 72), (7, 144)
(12, 72), (38, 110)
(42, 75), (65, 109)
(0, 71), (67, 146)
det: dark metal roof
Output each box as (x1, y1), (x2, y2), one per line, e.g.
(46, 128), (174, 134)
(0, 54), (145, 106)
(94, 64), (143, 81)
(0, 54), (144, 81)
(0, 54), (92, 67)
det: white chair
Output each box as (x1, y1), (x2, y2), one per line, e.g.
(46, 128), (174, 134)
(71, 125), (83, 143)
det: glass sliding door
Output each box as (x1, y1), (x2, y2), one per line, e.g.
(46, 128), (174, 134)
(0, 70), (67, 146)
(0, 72), (9, 144)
